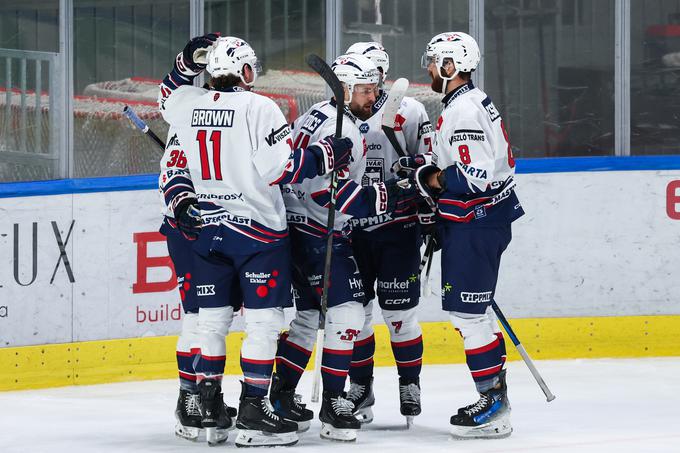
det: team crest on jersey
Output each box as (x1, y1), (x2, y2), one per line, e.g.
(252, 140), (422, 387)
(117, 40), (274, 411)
(474, 204), (487, 219)
(359, 123), (370, 134)
(362, 158), (384, 186)
(214, 92), (220, 101)
(301, 110), (328, 134)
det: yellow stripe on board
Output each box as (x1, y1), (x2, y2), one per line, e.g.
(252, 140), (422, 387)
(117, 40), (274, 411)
(1, 315), (679, 391)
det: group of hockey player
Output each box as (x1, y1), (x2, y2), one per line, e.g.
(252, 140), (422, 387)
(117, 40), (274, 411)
(155, 29), (523, 447)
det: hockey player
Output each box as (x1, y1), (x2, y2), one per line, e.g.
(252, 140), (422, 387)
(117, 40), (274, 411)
(158, 34), (354, 447)
(272, 54), (418, 442)
(342, 41), (434, 425)
(415, 32), (525, 439)
(158, 128), (239, 443)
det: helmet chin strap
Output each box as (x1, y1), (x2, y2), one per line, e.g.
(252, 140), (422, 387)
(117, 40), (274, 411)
(439, 68), (459, 94)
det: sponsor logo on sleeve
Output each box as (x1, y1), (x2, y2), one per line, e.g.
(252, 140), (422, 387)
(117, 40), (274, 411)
(482, 97), (500, 121)
(301, 110), (328, 134)
(265, 124), (291, 146)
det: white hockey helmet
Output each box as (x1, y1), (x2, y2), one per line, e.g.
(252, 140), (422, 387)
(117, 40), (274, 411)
(206, 36), (262, 86)
(422, 32), (480, 92)
(331, 54), (380, 103)
(346, 41), (390, 83)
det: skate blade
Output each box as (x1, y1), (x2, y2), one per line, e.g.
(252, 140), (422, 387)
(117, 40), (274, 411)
(234, 429), (299, 447)
(320, 422), (358, 442)
(205, 426), (230, 446)
(293, 419), (311, 433)
(174, 423), (204, 442)
(405, 416), (414, 429)
(450, 417), (513, 440)
(354, 406), (374, 425)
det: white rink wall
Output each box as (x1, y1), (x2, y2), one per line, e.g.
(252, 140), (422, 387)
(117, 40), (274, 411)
(1, 169), (679, 347)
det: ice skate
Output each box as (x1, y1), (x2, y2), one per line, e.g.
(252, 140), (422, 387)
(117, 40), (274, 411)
(235, 382), (298, 447)
(399, 377), (421, 427)
(450, 370), (512, 439)
(269, 373), (313, 432)
(197, 379), (235, 445)
(345, 377), (375, 424)
(319, 390), (360, 442)
(175, 389), (204, 441)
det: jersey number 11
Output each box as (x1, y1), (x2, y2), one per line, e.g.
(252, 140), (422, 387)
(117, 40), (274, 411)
(197, 129), (223, 180)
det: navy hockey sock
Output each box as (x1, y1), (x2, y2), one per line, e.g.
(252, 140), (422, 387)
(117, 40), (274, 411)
(349, 334), (375, 381)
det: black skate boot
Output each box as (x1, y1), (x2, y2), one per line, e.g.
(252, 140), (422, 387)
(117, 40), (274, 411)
(319, 390), (360, 442)
(450, 370), (512, 439)
(235, 381), (298, 447)
(197, 379), (234, 445)
(269, 373), (314, 433)
(175, 389), (203, 441)
(399, 376), (421, 427)
(345, 377), (375, 424)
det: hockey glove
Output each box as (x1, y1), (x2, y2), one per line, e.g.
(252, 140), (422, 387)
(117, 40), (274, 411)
(413, 164), (443, 211)
(367, 178), (419, 216)
(182, 33), (220, 72)
(418, 203), (442, 252)
(308, 136), (353, 176)
(390, 154), (429, 178)
(174, 198), (202, 240)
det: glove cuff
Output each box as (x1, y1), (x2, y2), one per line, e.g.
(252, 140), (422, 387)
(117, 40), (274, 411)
(308, 140), (334, 176)
(173, 196), (198, 218)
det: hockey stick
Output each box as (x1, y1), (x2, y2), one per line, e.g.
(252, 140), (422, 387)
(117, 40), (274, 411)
(380, 77), (409, 158)
(491, 302), (556, 402)
(122, 105), (165, 150)
(382, 78), (436, 299)
(306, 54), (346, 404)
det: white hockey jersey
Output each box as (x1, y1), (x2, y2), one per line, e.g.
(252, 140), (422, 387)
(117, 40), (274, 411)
(432, 81), (524, 225)
(352, 90), (433, 232)
(282, 100), (367, 236)
(159, 85), (298, 248)
(158, 128), (194, 219)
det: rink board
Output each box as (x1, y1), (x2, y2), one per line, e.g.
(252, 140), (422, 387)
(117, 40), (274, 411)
(1, 161), (680, 390)
(2, 314), (680, 391)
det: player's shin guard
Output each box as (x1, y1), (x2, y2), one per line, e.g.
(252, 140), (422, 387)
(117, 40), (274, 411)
(349, 302), (375, 382)
(450, 311), (505, 392)
(321, 302), (364, 393)
(384, 308), (423, 419)
(384, 308), (423, 380)
(195, 307), (234, 382)
(176, 312), (200, 392)
(240, 307), (284, 397)
(275, 310), (318, 389)
(347, 303), (375, 424)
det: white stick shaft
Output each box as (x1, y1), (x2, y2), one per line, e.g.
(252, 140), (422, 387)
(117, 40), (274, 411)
(516, 343), (556, 402)
(310, 328), (325, 403)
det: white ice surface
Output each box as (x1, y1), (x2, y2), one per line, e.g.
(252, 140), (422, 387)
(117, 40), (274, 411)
(1, 358), (679, 452)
